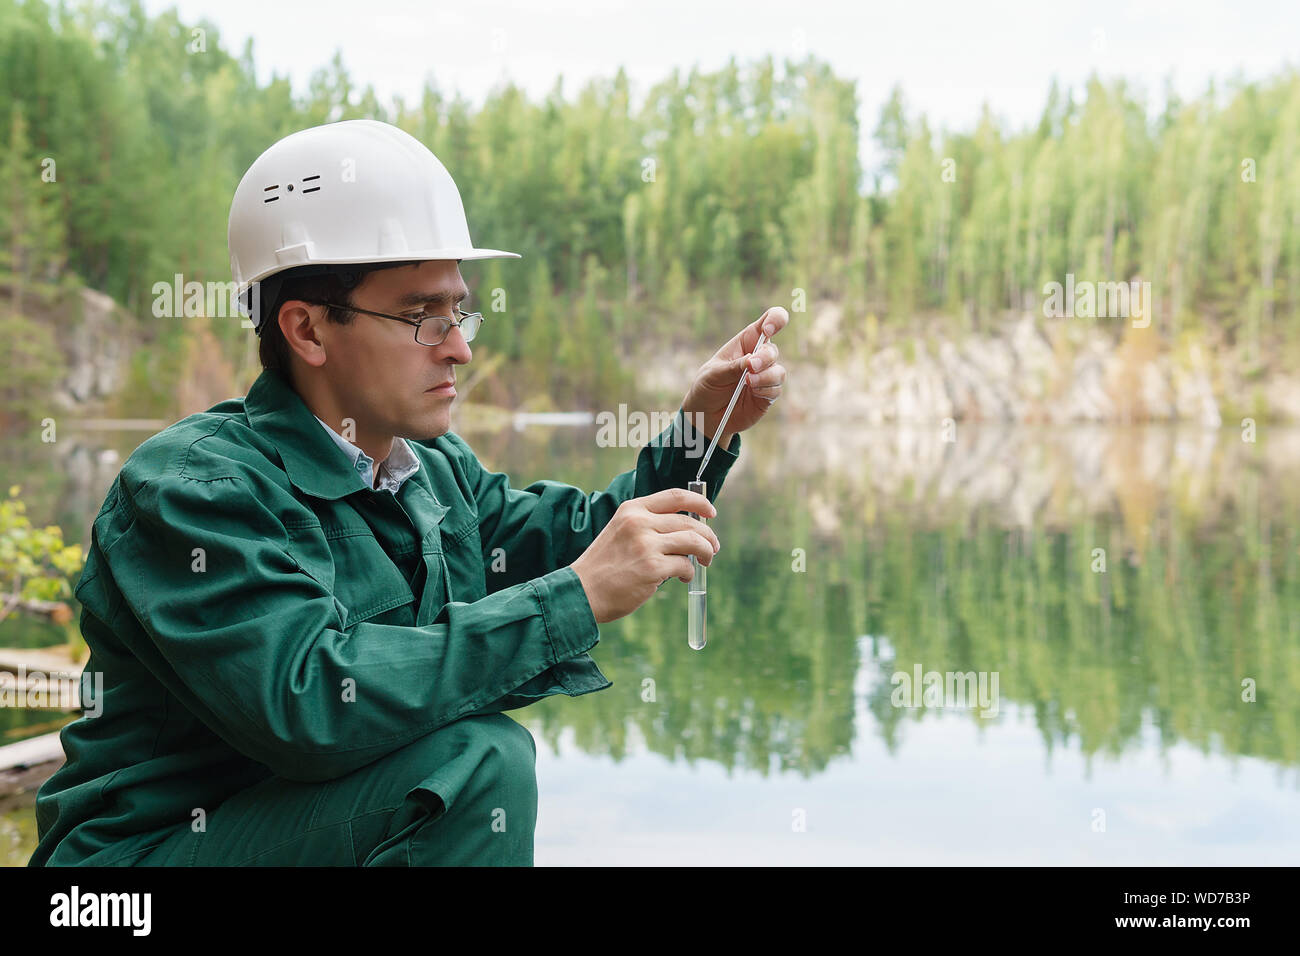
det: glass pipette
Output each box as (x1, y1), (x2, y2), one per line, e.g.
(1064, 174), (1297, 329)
(686, 331), (768, 650)
(693, 330), (767, 482)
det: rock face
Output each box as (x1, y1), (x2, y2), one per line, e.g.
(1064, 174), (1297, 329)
(52, 287), (136, 411)
(49, 288), (1289, 428)
(750, 415), (1300, 541)
(791, 309), (1249, 425)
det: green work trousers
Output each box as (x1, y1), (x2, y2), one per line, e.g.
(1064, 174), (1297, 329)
(134, 713), (537, 866)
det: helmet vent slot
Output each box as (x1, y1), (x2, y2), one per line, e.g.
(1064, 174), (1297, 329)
(302, 174), (321, 194)
(262, 184), (279, 203)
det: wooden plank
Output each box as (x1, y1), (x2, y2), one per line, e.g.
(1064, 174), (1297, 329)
(0, 648), (86, 710)
(0, 731), (65, 770)
(68, 418), (168, 431)
(0, 731), (66, 800)
(0, 646), (86, 675)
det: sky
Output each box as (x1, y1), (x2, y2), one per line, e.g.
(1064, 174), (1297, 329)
(143, 0), (1298, 177)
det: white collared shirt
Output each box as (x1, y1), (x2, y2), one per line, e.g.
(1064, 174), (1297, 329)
(313, 416), (422, 494)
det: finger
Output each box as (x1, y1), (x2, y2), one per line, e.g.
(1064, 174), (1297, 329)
(657, 529), (717, 567)
(747, 363), (786, 389)
(755, 306), (790, 341)
(747, 343), (781, 372)
(666, 554), (696, 585)
(639, 487), (716, 518)
(746, 342), (777, 372)
(654, 554), (696, 585)
(656, 530), (715, 569)
(725, 315), (772, 362)
(716, 308), (789, 367)
(649, 512), (721, 553)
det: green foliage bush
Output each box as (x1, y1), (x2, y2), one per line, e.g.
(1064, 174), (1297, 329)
(0, 484), (83, 604)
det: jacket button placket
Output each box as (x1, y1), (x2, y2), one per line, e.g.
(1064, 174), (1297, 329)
(392, 483), (452, 627)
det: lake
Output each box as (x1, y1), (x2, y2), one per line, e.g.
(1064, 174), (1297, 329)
(3, 412), (1297, 865)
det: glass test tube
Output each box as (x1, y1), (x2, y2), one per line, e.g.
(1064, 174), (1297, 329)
(687, 479), (707, 650)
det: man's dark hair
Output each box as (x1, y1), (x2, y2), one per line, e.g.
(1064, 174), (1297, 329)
(255, 258), (453, 376)
(258, 270), (360, 377)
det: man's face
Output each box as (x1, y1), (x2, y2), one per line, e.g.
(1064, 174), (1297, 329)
(312, 259), (471, 441)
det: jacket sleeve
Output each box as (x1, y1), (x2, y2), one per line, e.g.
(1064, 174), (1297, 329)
(104, 471), (610, 783)
(443, 408), (742, 593)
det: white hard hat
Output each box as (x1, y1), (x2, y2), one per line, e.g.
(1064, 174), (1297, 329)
(228, 119), (519, 332)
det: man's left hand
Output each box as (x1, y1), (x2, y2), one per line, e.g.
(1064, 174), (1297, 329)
(681, 306), (789, 447)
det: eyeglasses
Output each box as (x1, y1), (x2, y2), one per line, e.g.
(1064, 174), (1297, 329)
(308, 300), (485, 346)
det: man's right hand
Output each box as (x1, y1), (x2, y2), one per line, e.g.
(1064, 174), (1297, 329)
(569, 488), (721, 624)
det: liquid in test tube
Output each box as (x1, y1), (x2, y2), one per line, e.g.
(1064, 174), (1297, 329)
(683, 329), (766, 653)
(688, 479), (707, 650)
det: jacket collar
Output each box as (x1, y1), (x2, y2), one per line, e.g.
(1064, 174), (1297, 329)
(313, 413), (422, 494)
(244, 368), (375, 500)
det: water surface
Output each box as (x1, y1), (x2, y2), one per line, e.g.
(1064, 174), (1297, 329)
(2, 416), (1296, 864)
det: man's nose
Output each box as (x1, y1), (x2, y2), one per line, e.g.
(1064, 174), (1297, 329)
(437, 324), (472, 364)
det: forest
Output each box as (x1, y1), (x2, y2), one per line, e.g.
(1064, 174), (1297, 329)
(2, 0), (1300, 419)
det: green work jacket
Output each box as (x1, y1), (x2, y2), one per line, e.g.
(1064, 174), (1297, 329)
(29, 367), (740, 866)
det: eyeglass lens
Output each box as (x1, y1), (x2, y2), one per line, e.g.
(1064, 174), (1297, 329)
(416, 312), (481, 345)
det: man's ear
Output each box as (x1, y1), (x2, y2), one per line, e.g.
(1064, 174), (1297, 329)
(278, 300), (328, 370)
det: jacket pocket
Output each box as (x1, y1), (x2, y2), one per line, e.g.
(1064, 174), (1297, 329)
(327, 533), (417, 628)
(442, 524), (487, 603)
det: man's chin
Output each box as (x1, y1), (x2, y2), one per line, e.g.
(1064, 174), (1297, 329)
(398, 411), (452, 442)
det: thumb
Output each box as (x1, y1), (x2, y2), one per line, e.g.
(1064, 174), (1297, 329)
(701, 354), (749, 386)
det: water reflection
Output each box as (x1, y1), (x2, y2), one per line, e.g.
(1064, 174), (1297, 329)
(518, 421), (1299, 783)
(2, 418), (1296, 785)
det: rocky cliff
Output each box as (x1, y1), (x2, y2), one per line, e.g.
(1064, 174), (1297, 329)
(786, 304), (1299, 427)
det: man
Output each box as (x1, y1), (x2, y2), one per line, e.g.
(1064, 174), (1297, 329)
(29, 120), (787, 866)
